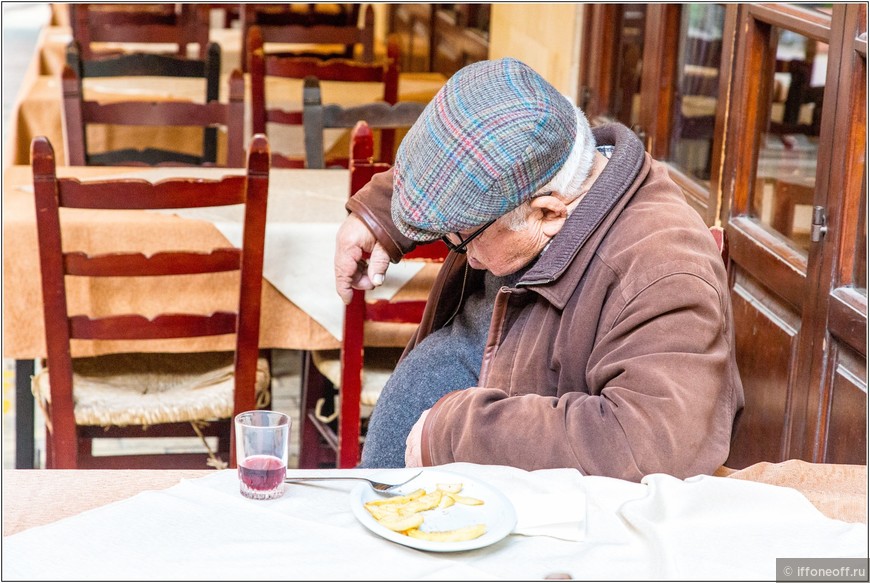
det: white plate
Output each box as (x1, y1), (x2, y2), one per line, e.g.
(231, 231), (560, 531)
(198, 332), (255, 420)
(350, 469), (516, 553)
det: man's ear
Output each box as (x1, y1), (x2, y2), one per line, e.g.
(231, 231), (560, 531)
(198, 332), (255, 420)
(530, 195), (568, 237)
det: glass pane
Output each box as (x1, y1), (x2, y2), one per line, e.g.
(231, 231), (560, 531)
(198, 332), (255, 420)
(613, 5), (645, 127)
(669, 4), (726, 183)
(752, 27), (828, 254)
(854, 173), (867, 292)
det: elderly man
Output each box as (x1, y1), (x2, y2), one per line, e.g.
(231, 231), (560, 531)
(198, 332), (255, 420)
(334, 58), (744, 481)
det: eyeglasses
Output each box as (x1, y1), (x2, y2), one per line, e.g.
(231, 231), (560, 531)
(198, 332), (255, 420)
(440, 219), (496, 254)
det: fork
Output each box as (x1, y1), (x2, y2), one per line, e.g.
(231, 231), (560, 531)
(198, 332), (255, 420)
(284, 471), (422, 496)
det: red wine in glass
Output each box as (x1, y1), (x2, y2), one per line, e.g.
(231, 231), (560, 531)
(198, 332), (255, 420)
(239, 455), (285, 491)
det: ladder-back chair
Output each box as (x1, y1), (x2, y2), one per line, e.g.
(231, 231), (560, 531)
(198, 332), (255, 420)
(249, 26), (401, 168)
(299, 122), (448, 468)
(61, 59), (245, 167)
(30, 134), (272, 469)
(240, 4), (373, 72)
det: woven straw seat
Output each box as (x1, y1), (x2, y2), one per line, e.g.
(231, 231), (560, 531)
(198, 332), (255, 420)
(310, 347), (402, 418)
(33, 352), (270, 428)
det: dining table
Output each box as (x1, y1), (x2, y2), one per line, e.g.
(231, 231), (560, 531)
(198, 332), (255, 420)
(31, 25), (353, 78)
(2, 460), (866, 580)
(3, 164), (440, 467)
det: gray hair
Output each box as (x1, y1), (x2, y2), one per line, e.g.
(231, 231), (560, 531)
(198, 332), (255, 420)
(500, 105), (596, 232)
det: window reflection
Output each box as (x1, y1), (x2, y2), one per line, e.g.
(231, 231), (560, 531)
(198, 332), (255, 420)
(670, 4), (725, 182)
(614, 5), (645, 127)
(752, 27), (828, 253)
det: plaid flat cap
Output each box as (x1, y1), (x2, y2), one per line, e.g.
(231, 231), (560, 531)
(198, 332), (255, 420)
(392, 57), (578, 241)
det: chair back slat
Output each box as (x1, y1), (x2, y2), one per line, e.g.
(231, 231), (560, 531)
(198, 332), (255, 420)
(364, 300), (427, 324)
(320, 102), (428, 129)
(303, 74), (424, 168)
(64, 249), (242, 277)
(56, 175), (247, 209)
(73, 50), (208, 78)
(69, 313), (239, 340)
(79, 100), (233, 126)
(258, 24), (372, 47)
(265, 56), (386, 82)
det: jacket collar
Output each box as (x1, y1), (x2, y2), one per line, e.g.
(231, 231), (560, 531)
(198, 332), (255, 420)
(516, 123), (648, 307)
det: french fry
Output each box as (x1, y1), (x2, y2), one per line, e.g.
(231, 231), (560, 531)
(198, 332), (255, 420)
(436, 483), (463, 494)
(376, 512), (425, 532)
(364, 488), (426, 507)
(364, 504), (404, 521)
(405, 524), (487, 542)
(395, 490), (443, 515)
(446, 493), (485, 506)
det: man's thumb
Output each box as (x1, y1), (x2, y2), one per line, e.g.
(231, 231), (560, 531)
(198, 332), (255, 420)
(367, 243), (391, 286)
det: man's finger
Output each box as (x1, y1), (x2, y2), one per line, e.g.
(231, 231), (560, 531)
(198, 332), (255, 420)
(367, 243), (391, 287)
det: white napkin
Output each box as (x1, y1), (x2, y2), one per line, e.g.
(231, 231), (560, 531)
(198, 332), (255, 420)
(442, 463), (587, 541)
(615, 473), (869, 580)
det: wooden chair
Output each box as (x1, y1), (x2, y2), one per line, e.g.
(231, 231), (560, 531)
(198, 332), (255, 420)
(240, 4), (373, 72)
(249, 26), (403, 168)
(301, 74), (427, 169)
(30, 134), (271, 470)
(61, 59), (246, 167)
(70, 3), (210, 60)
(65, 40), (222, 166)
(298, 122), (448, 468)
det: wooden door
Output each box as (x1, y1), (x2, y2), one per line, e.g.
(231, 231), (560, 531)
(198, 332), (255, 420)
(580, 3), (867, 467)
(721, 4), (866, 467)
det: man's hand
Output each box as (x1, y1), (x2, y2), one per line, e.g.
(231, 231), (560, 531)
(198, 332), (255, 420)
(404, 409), (430, 467)
(334, 214), (392, 305)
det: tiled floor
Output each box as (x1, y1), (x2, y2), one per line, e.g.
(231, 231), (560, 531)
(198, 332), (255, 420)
(3, 351), (305, 469)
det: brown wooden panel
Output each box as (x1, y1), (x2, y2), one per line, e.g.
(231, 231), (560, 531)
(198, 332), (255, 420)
(726, 269), (800, 468)
(824, 344), (868, 464)
(829, 288), (868, 357)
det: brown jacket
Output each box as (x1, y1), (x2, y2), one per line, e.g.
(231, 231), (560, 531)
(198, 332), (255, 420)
(348, 123), (744, 482)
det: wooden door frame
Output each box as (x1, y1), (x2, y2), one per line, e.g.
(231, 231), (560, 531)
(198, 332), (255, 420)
(792, 4), (867, 462)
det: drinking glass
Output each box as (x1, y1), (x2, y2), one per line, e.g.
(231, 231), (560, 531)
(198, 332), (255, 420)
(235, 410), (290, 500)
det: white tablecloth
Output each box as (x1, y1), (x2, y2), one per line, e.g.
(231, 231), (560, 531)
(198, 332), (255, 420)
(3, 463), (866, 580)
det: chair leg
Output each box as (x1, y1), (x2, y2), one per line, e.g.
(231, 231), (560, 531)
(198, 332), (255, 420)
(298, 351), (336, 468)
(44, 428), (54, 469)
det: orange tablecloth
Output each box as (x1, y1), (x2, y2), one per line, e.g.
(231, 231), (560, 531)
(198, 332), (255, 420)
(2, 165), (436, 359)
